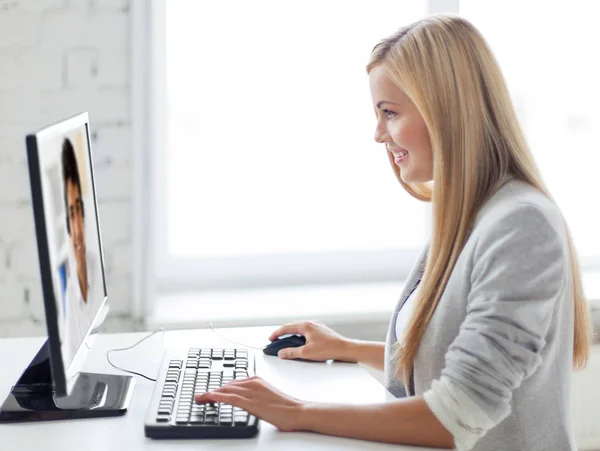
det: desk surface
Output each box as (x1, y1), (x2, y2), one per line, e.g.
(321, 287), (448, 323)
(0, 326), (438, 451)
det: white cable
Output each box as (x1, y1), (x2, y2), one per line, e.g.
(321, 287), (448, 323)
(208, 321), (264, 350)
(106, 328), (165, 381)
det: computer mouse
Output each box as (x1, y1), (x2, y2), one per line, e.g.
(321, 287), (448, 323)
(263, 334), (307, 357)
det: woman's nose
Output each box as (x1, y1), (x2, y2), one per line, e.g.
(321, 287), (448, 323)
(374, 126), (386, 144)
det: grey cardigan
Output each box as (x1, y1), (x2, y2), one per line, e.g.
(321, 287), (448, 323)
(384, 178), (577, 450)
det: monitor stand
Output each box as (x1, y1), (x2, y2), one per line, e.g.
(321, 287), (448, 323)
(0, 340), (135, 423)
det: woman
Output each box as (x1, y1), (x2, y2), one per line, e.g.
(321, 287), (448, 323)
(196, 14), (592, 450)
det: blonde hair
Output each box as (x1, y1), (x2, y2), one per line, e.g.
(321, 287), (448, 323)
(366, 15), (592, 383)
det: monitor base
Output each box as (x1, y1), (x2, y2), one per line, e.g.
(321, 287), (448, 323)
(0, 341), (135, 423)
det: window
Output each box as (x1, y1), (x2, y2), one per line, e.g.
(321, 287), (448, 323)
(140, 0), (598, 313)
(159, 1), (431, 292)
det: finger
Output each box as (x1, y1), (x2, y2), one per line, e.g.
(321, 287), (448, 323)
(222, 375), (259, 386)
(278, 346), (305, 360)
(194, 391), (248, 408)
(210, 383), (254, 396)
(268, 322), (307, 341)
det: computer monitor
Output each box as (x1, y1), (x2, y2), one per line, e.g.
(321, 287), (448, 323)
(0, 113), (135, 422)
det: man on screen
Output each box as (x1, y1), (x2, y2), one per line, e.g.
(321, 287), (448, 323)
(62, 137), (97, 363)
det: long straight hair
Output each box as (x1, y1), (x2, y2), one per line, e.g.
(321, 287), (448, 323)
(366, 15), (591, 383)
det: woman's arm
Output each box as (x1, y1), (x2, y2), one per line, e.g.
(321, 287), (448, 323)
(340, 339), (386, 371)
(421, 203), (570, 449)
(195, 377), (454, 448)
(299, 395), (454, 448)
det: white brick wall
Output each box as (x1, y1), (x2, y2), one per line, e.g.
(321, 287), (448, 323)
(0, 0), (134, 337)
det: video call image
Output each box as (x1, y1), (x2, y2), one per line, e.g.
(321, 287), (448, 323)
(38, 125), (105, 368)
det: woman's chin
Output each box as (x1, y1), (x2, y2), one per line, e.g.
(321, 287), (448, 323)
(399, 170), (414, 184)
(400, 172), (431, 184)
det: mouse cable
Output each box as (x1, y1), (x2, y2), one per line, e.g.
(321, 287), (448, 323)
(208, 321), (264, 350)
(106, 328), (165, 382)
(106, 323), (263, 382)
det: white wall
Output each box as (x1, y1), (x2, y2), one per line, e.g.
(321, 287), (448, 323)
(0, 0), (134, 336)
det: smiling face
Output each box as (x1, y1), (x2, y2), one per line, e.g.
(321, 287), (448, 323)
(66, 180), (87, 296)
(369, 64), (434, 184)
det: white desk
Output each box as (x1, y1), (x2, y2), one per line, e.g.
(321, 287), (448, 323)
(0, 326), (439, 451)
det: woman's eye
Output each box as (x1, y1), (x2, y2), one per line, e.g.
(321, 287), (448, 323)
(382, 109), (396, 119)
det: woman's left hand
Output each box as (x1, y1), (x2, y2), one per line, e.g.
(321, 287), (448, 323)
(194, 376), (306, 432)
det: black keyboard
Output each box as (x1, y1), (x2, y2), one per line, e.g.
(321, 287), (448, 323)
(144, 347), (259, 439)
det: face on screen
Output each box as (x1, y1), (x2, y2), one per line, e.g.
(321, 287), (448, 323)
(65, 179), (88, 301)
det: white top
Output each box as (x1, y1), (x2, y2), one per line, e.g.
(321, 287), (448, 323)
(64, 251), (100, 366)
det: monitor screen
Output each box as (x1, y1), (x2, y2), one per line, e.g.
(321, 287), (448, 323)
(29, 113), (108, 375)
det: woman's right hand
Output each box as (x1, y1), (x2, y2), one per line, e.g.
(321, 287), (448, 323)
(268, 321), (354, 362)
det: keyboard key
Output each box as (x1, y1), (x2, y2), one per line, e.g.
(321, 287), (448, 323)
(234, 415), (248, 425)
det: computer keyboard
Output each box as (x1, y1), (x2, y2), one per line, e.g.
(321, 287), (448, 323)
(144, 347), (259, 439)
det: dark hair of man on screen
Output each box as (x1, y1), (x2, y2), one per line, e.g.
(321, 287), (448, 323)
(61, 137), (89, 302)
